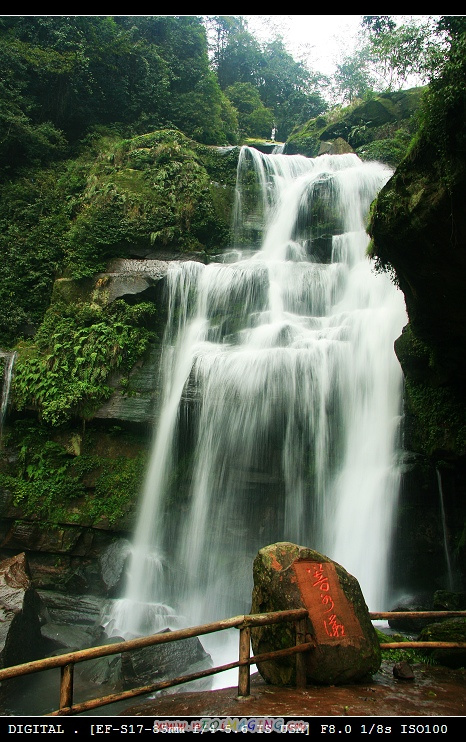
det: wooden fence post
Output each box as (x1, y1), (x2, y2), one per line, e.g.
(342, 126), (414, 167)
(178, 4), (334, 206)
(59, 662), (74, 712)
(237, 625), (251, 698)
(295, 618), (307, 688)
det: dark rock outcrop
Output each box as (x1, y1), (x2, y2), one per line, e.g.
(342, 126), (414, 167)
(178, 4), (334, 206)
(0, 553), (44, 669)
(0, 486), (132, 595)
(388, 593), (434, 633)
(369, 111), (466, 594)
(418, 617), (466, 669)
(121, 629), (213, 693)
(393, 660), (415, 680)
(250, 542), (381, 686)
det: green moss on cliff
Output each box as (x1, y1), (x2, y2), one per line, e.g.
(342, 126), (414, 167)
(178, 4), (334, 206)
(12, 299), (156, 426)
(0, 419), (147, 528)
(404, 380), (466, 458)
(0, 129), (238, 346)
(395, 327), (466, 458)
(64, 130), (233, 278)
(286, 89), (423, 165)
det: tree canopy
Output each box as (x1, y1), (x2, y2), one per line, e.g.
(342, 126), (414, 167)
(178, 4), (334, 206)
(333, 15), (451, 103)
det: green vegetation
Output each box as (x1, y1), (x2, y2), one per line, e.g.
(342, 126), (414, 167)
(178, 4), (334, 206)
(0, 420), (147, 526)
(0, 166), (71, 346)
(206, 16), (328, 141)
(0, 128), (234, 346)
(417, 21), (466, 188)
(404, 380), (466, 458)
(64, 129), (229, 278)
(334, 16), (449, 104)
(375, 628), (438, 665)
(12, 299), (156, 425)
(287, 88), (424, 165)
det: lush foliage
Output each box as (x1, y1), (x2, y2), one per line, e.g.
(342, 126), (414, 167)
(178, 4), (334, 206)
(375, 629), (438, 666)
(64, 129), (228, 278)
(418, 22), (466, 184)
(205, 16), (328, 139)
(12, 299), (156, 425)
(333, 16), (449, 104)
(0, 419), (147, 525)
(224, 82), (273, 139)
(0, 127), (234, 345)
(0, 166), (70, 345)
(0, 14), (236, 178)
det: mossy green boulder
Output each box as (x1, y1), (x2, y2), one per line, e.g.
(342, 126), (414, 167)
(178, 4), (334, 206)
(250, 542), (381, 686)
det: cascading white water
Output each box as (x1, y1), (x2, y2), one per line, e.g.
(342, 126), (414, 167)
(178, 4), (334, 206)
(436, 468), (454, 590)
(0, 351), (16, 447)
(104, 147), (407, 646)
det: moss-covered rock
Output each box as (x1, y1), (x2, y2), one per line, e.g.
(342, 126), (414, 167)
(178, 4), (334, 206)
(419, 618), (466, 668)
(368, 54), (466, 593)
(64, 130), (237, 278)
(369, 133), (466, 463)
(286, 88), (424, 166)
(250, 542), (381, 686)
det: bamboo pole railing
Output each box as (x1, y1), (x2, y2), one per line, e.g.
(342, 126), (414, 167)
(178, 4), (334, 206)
(371, 611), (466, 650)
(370, 611), (466, 621)
(0, 608), (311, 716)
(0, 608), (464, 717)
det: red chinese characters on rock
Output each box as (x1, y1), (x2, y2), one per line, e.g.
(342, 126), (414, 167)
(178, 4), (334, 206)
(309, 563), (346, 638)
(292, 559), (365, 646)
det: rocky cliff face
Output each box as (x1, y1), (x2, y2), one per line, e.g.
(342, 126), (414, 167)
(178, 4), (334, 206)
(0, 135), (240, 598)
(369, 136), (466, 595)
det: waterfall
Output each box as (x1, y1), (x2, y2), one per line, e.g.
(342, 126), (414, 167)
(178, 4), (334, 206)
(436, 468), (454, 590)
(0, 351), (16, 446)
(103, 147), (407, 644)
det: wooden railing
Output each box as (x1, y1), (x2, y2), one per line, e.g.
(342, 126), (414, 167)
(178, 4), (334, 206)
(0, 609), (465, 717)
(370, 610), (466, 650)
(0, 608), (311, 717)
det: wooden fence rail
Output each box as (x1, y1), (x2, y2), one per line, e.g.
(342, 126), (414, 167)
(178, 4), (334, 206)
(0, 609), (464, 717)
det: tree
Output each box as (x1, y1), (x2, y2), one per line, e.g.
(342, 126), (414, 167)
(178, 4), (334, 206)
(0, 15), (238, 146)
(204, 15), (245, 71)
(360, 15), (447, 91)
(259, 37), (328, 139)
(334, 48), (375, 104)
(213, 20), (264, 90)
(225, 82), (273, 138)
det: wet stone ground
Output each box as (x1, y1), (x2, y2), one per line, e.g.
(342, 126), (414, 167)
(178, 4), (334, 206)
(119, 660), (466, 719)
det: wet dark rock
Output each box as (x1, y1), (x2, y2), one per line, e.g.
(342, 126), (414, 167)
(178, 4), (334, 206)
(121, 628), (213, 693)
(0, 493), (128, 595)
(419, 617), (466, 669)
(40, 622), (97, 652)
(99, 539), (132, 596)
(388, 593), (434, 633)
(0, 553), (45, 669)
(393, 660), (415, 680)
(76, 636), (124, 686)
(37, 589), (105, 626)
(433, 590), (466, 611)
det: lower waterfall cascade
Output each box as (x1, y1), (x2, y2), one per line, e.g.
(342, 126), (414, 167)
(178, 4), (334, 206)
(0, 351), (16, 448)
(102, 147), (408, 649)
